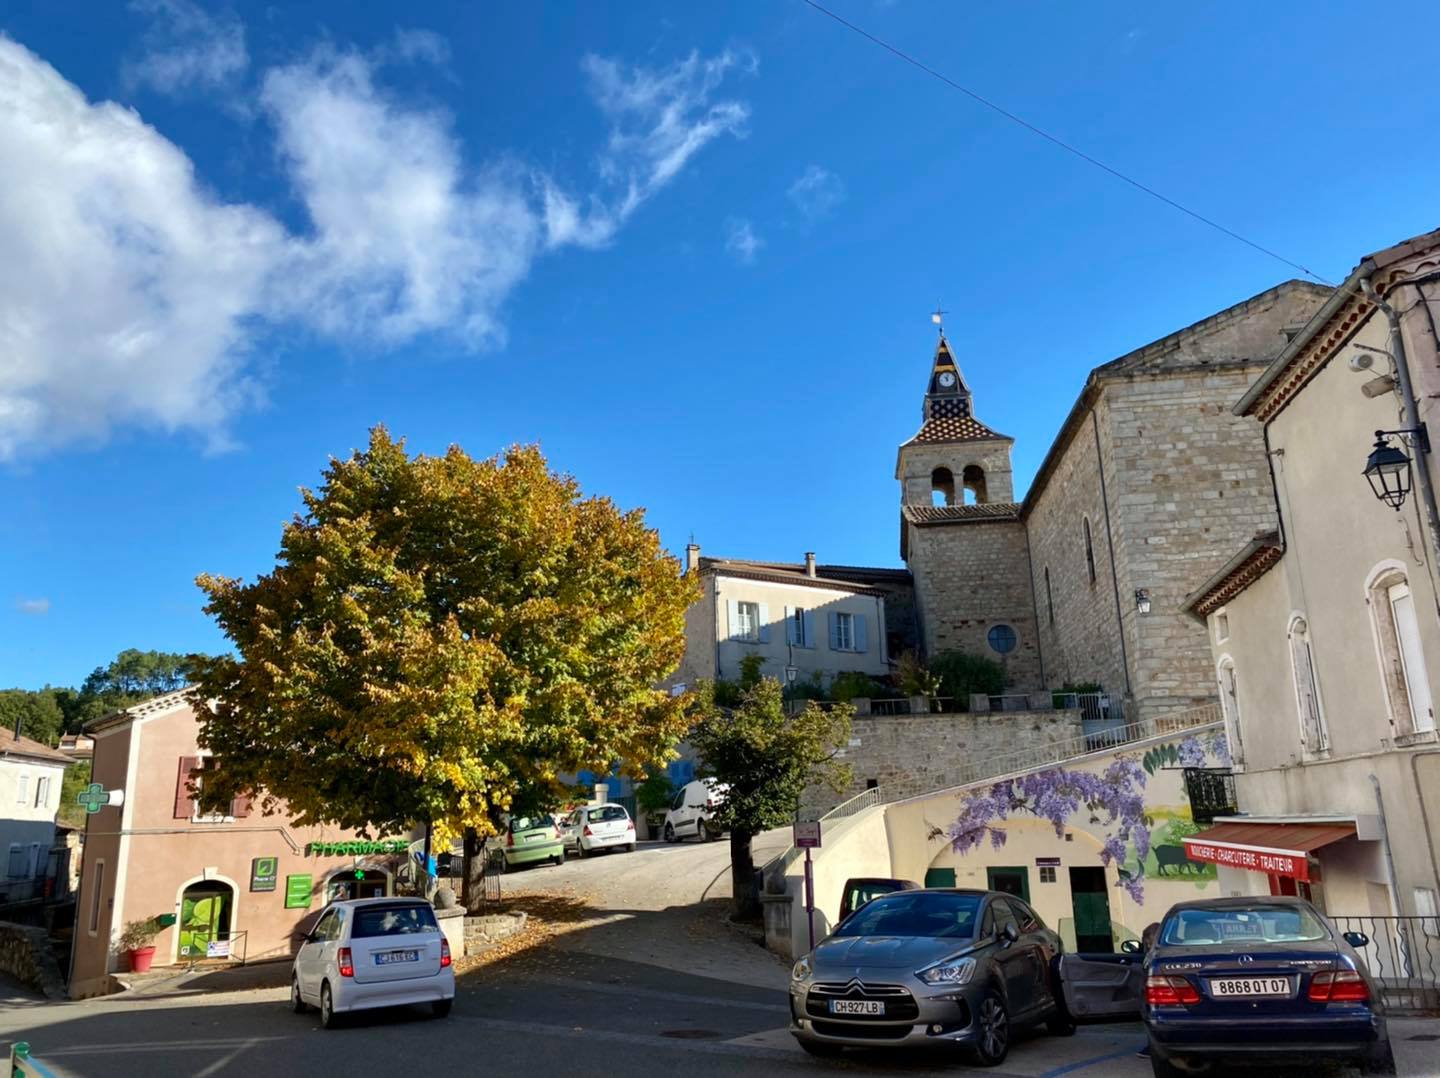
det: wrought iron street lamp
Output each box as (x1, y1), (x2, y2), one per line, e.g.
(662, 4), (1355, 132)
(1134, 588), (1152, 615)
(1364, 427), (1428, 511)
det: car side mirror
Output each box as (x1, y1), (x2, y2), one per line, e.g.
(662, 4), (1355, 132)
(1120, 939), (1142, 954)
(1001, 920), (1020, 944)
(1343, 931), (1370, 949)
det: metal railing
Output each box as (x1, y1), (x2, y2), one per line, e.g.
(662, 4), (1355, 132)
(771, 787), (886, 876)
(868, 698), (912, 716)
(1330, 915), (1440, 1015)
(987, 693), (1035, 713)
(1183, 767), (1238, 824)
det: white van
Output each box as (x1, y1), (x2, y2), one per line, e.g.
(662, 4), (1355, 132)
(662, 778), (728, 843)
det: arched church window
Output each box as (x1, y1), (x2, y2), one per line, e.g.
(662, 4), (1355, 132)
(962, 465), (988, 505)
(931, 467), (955, 507)
(1083, 518), (1097, 585)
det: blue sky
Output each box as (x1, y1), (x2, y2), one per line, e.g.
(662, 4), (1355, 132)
(3, 1), (1439, 689)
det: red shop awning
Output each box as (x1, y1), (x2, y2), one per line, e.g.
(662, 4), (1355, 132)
(1182, 821), (1356, 882)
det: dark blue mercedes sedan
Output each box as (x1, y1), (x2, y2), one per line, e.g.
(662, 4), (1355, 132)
(1143, 897), (1392, 1076)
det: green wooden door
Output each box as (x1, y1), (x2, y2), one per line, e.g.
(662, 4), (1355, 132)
(986, 866), (1030, 901)
(924, 867), (956, 888)
(1069, 866), (1113, 952)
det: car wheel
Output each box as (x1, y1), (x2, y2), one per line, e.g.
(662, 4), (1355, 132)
(319, 982), (339, 1029)
(1364, 1039), (1397, 1076)
(969, 989), (1010, 1067)
(627, 843), (637, 853)
(432, 998), (453, 1018)
(797, 1039), (843, 1058)
(697, 818), (710, 842)
(663, 823), (675, 843)
(290, 975), (307, 1014)
(577, 841), (587, 858)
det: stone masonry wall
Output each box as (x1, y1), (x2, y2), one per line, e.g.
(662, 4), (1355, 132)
(899, 440), (1016, 505)
(905, 519), (1041, 689)
(1100, 370), (1281, 716)
(0, 920), (67, 999)
(801, 708), (1083, 814)
(1025, 410), (1130, 699)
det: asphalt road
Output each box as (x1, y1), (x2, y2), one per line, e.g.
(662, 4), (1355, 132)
(3, 837), (1431, 1077)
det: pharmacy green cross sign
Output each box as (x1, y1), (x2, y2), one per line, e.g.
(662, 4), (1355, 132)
(75, 783), (115, 814)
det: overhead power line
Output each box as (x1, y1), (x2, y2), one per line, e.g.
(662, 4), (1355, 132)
(801, 0), (1332, 286)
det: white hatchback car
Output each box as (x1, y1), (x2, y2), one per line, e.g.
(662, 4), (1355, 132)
(562, 802), (636, 856)
(290, 897), (455, 1028)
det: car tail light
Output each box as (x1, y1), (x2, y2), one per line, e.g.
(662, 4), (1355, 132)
(338, 947), (354, 978)
(440, 939), (452, 968)
(1145, 975), (1200, 1005)
(583, 825), (594, 837)
(627, 819), (635, 831)
(506, 831), (514, 848)
(554, 825), (562, 839)
(1308, 970), (1369, 1003)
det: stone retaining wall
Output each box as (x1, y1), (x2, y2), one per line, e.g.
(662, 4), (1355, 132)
(0, 920), (67, 1000)
(463, 911), (527, 951)
(802, 708), (1084, 813)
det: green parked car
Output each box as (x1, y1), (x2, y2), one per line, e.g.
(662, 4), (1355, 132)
(502, 814), (565, 869)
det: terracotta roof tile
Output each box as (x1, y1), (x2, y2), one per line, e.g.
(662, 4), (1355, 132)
(902, 411), (1011, 446)
(902, 503), (1021, 525)
(0, 729), (72, 764)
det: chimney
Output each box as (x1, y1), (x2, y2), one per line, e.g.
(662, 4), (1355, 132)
(804, 552), (817, 578)
(685, 542), (701, 575)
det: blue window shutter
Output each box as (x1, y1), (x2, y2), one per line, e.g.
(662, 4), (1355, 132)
(785, 606), (796, 645)
(757, 603), (771, 643)
(803, 609), (816, 649)
(854, 613), (869, 653)
(828, 612), (840, 650)
(726, 599), (740, 640)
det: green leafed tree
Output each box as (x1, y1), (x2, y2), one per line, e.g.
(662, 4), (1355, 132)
(0, 688), (65, 746)
(688, 678), (852, 920)
(188, 427), (697, 910)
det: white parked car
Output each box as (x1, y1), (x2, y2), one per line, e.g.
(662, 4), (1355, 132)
(562, 802), (636, 856)
(290, 897), (454, 1029)
(663, 778), (728, 843)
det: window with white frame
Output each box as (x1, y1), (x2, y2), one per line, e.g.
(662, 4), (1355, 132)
(6, 845), (24, 879)
(734, 601), (760, 642)
(792, 607), (808, 647)
(1217, 657), (1244, 765)
(15, 774), (28, 805)
(1213, 608), (1230, 644)
(34, 775), (50, 809)
(1366, 567), (1436, 738)
(833, 612), (854, 651)
(1288, 615), (1328, 753)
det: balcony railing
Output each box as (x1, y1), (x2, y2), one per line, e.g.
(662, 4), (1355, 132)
(1183, 767), (1238, 824)
(1329, 915), (1440, 1015)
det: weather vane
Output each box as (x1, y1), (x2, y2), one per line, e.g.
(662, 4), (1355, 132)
(931, 303), (948, 336)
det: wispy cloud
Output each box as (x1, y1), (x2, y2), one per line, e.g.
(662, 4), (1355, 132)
(0, 34), (752, 458)
(724, 218), (763, 265)
(15, 598), (50, 616)
(787, 165), (846, 222)
(123, 0), (248, 95)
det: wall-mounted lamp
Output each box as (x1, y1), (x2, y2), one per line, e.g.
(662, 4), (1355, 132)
(1364, 428), (1426, 510)
(784, 665), (799, 684)
(1135, 588), (1152, 615)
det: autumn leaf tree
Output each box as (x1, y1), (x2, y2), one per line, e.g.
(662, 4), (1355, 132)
(688, 678), (852, 920)
(189, 428), (696, 910)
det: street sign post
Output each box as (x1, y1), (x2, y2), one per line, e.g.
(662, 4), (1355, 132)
(793, 820), (823, 952)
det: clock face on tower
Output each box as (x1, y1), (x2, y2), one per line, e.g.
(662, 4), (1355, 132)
(938, 371), (957, 388)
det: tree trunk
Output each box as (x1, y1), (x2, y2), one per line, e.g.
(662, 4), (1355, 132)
(729, 829), (760, 921)
(461, 827), (486, 914)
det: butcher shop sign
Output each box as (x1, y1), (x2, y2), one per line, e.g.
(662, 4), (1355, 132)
(1182, 838), (1310, 881)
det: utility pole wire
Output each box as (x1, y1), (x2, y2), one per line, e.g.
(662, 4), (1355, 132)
(801, 0), (1333, 286)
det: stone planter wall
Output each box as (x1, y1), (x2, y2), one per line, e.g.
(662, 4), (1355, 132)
(0, 920), (67, 1000)
(463, 911), (528, 952)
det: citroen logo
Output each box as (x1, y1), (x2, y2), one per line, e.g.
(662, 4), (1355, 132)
(1238, 954), (1255, 964)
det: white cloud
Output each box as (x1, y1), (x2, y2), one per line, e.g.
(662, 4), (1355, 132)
(0, 36), (751, 458)
(724, 218), (763, 265)
(545, 49), (752, 249)
(787, 165), (846, 221)
(15, 598), (51, 616)
(124, 0), (248, 94)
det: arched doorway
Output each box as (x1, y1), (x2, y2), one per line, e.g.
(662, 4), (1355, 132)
(178, 880), (235, 960)
(324, 866), (391, 903)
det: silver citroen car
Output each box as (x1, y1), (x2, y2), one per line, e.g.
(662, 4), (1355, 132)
(789, 888), (1074, 1066)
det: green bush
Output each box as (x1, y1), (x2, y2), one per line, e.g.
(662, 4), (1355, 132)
(783, 672), (828, 702)
(635, 773), (675, 815)
(927, 651), (1005, 701)
(896, 651), (939, 697)
(828, 670), (887, 703)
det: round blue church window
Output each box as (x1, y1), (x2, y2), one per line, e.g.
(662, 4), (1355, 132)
(987, 624), (1017, 654)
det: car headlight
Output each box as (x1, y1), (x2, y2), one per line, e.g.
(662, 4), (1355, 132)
(917, 955), (976, 986)
(791, 955), (813, 983)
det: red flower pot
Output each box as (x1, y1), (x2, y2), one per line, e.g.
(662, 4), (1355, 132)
(128, 946), (157, 973)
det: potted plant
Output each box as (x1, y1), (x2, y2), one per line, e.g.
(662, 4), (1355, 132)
(119, 916), (164, 973)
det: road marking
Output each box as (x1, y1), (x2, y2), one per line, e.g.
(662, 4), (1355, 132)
(511, 974), (786, 1014)
(453, 1014), (796, 1059)
(193, 1041), (255, 1077)
(44, 1037), (288, 1056)
(1039, 1043), (1146, 1076)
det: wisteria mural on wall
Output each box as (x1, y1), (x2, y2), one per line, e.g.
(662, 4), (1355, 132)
(946, 731), (1229, 904)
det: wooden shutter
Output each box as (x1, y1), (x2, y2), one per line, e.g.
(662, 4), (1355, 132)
(802, 610), (815, 649)
(174, 756), (199, 819)
(726, 599), (741, 640)
(230, 794), (253, 818)
(785, 607), (796, 645)
(854, 613), (869, 653)
(1290, 631), (1323, 750)
(828, 612), (840, 650)
(757, 603), (771, 643)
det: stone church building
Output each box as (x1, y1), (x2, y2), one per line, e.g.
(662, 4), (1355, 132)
(897, 279), (1331, 718)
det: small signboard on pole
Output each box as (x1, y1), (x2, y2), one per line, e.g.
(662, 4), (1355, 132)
(793, 820), (822, 849)
(794, 820), (823, 953)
